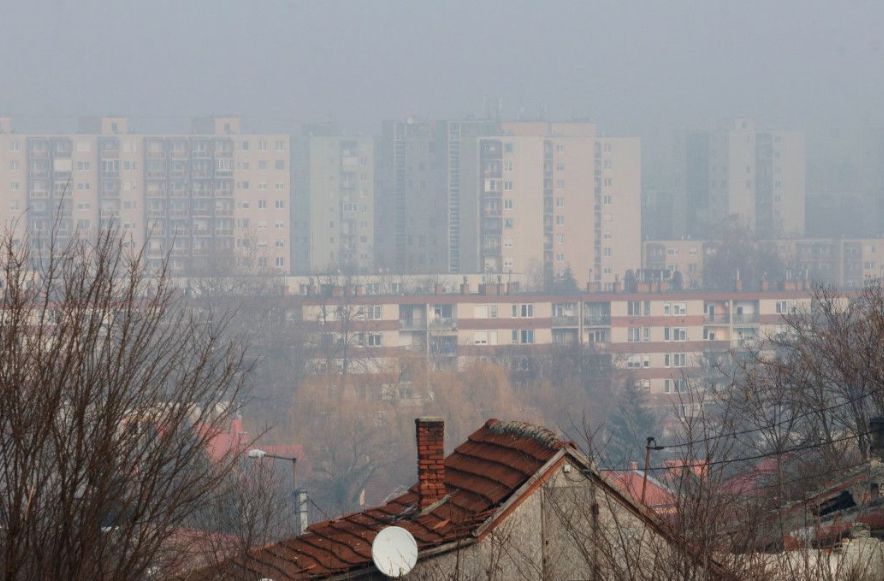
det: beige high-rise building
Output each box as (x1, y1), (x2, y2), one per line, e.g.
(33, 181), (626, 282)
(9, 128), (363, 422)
(477, 122), (641, 290)
(292, 129), (374, 273)
(0, 116), (291, 275)
(686, 119), (805, 238)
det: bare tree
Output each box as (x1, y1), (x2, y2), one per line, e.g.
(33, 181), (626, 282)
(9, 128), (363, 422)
(0, 227), (249, 580)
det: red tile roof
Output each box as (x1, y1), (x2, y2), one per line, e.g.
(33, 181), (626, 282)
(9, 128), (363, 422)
(608, 468), (676, 515)
(193, 419), (567, 580)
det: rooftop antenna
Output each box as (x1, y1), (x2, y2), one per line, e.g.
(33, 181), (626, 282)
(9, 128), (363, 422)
(371, 526), (418, 578)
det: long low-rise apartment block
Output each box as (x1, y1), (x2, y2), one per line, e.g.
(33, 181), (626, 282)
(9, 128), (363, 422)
(285, 281), (816, 403)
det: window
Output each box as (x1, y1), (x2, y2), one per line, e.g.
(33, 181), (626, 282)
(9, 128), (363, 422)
(504, 218), (514, 229)
(274, 257), (285, 268)
(365, 305), (382, 320)
(275, 239), (285, 248)
(556, 198), (565, 208)
(258, 160), (268, 170)
(664, 379), (688, 394)
(275, 183), (285, 192)
(504, 199), (513, 209)
(503, 180), (513, 191)
(275, 160), (286, 170)
(626, 355), (650, 369)
(365, 333), (382, 347)
(627, 301), (644, 316)
(555, 215), (565, 225)
(274, 140), (287, 151)
(512, 304), (534, 318)
(504, 142), (513, 153)
(665, 353), (687, 368)
(503, 160), (513, 171)
(275, 200), (285, 209)
(665, 302), (687, 316)
(473, 331), (489, 345)
(664, 327), (687, 341)
(258, 200), (267, 209)
(511, 329), (534, 344)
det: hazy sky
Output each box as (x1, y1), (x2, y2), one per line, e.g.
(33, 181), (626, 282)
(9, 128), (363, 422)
(2, 0), (882, 133)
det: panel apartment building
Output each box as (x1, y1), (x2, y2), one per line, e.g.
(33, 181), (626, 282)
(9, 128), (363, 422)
(686, 118), (805, 238)
(376, 120), (642, 289)
(645, 119), (805, 240)
(290, 282), (814, 405)
(0, 116), (291, 275)
(479, 122), (641, 290)
(291, 126), (374, 274)
(375, 118), (499, 274)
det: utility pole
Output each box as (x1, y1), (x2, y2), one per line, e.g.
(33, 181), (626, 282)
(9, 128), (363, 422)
(248, 449), (308, 535)
(641, 436), (665, 506)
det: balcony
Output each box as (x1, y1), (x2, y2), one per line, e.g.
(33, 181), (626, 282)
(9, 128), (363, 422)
(704, 313), (731, 324)
(584, 315), (611, 326)
(732, 313), (759, 324)
(400, 319), (427, 331)
(428, 317), (457, 331)
(553, 315), (579, 327)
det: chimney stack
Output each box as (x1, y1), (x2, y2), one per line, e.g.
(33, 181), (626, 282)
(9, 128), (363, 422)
(415, 417), (446, 509)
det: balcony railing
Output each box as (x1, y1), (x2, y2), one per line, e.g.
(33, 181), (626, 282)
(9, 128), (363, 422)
(553, 315), (579, 327)
(399, 319), (427, 331)
(584, 315), (611, 326)
(428, 317), (456, 330)
(704, 314), (731, 324)
(732, 313), (759, 324)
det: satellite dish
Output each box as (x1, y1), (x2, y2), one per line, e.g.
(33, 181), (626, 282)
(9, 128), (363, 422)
(371, 525), (418, 578)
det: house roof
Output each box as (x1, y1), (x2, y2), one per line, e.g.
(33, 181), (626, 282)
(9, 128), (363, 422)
(192, 419), (569, 580)
(608, 467), (676, 515)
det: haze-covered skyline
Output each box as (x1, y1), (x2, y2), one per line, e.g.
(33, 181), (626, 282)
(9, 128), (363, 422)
(2, 0), (883, 133)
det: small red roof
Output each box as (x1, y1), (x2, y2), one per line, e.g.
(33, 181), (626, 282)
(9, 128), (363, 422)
(608, 468), (676, 515)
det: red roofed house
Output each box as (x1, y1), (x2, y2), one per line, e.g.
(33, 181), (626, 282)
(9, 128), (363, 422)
(608, 461), (677, 518)
(192, 417), (704, 580)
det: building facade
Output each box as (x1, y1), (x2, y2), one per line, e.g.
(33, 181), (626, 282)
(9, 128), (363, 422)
(644, 237), (884, 289)
(478, 122), (641, 289)
(375, 118), (499, 274)
(289, 283), (816, 405)
(292, 128), (374, 273)
(0, 116), (291, 275)
(686, 119), (805, 238)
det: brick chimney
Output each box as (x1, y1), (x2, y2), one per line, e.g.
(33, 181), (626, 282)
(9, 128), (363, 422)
(415, 417), (446, 509)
